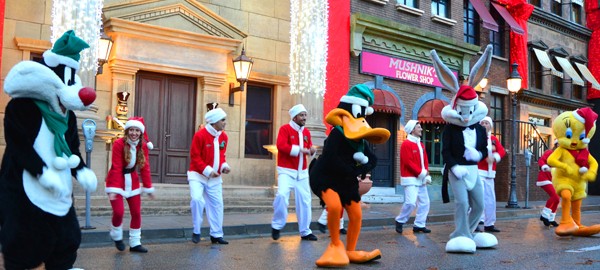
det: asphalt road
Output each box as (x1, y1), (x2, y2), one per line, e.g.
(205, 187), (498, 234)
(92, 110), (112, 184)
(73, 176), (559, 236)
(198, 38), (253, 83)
(67, 213), (600, 270)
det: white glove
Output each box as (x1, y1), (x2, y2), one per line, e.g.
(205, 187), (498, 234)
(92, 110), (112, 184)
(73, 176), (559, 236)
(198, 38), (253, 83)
(451, 165), (469, 179)
(39, 166), (69, 198)
(76, 167), (98, 192)
(353, 152), (369, 164)
(464, 146), (482, 162)
(541, 165), (550, 172)
(425, 175), (432, 185)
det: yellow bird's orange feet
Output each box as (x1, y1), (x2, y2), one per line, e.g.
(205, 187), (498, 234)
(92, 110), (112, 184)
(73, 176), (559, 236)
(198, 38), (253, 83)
(346, 249), (382, 264)
(573, 224), (600, 237)
(555, 221), (579, 236)
(315, 243), (349, 268)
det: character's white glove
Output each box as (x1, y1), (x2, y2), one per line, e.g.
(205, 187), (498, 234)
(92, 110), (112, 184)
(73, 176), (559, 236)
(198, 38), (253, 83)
(76, 167), (97, 192)
(425, 175), (432, 185)
(451, 165), (469, 179)
(39, 166), (69, 198)
(541, 165), (551, 172)
(464, 146), (482, 162)
(353, 152), (369, 164)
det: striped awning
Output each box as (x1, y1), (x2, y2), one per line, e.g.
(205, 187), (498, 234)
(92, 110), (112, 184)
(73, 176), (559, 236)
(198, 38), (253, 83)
(574, 62), (600, 89)
(532, 48), (563, 77)
(469, 0), (499, 32)
(555, 56), (585, 86)
(491, 2), (524, 35)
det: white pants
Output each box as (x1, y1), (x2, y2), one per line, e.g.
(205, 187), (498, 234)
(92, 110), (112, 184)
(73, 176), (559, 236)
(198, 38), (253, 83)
(318, 208), (344, 228)
(271, 173), (313, 236)
(395, 185), (430, 228)
(189, 180), (224, 238)
(480, 176), (496, 226)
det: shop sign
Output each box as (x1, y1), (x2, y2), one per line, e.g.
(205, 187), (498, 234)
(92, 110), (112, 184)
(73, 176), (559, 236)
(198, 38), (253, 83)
(360, 51), (456, 88)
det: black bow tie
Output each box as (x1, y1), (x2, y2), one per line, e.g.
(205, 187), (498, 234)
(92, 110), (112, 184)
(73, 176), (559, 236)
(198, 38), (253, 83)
(462, 124), (476, 130)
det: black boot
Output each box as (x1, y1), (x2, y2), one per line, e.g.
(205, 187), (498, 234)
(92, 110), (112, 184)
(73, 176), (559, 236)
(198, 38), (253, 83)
(550, 220), (559, 227)
(395, 221), (403, 234)
(318, 222), (327, 233)
(210, 236), (229, 245)
(130, 245), (148, 253)
(271, 228), (280, 240)
(114, 240), (125, 251)
(540, 216), (551, 227)
(192, 233), (201, 244)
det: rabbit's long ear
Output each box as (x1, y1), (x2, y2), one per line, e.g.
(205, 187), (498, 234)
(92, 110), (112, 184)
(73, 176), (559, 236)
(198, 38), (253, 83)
(430, 49), (459, 92)
(468, 44), (493, 88)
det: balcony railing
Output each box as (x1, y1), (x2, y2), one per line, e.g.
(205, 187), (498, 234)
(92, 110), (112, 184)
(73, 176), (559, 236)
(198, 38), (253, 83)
(493, 120), (549, 160)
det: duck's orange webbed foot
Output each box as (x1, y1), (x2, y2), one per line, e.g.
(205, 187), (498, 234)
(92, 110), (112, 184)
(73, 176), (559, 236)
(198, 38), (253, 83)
(573, 224), (600, 237)
(555, 221), (579, 236)
(346, 249), (381, 264)
(315, 242), (349, 268)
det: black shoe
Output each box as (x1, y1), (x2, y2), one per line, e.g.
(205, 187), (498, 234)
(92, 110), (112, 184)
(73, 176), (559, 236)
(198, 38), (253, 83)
(550, 221), (559, 227)
(114, 240), (125, 251)
(413, 227), (431, 233)
(210, 236), (229, 245)
(540, 216), (551, 227)
(192, 233), (201, 244)
(339, 228), (347, 235)
(271, 228), (280, 240)
(474, 226), (482, 232)
(395, 221), (404, 234)
(318, 223), (327, 233)
(479, 221), (484, 225)
(301, 234), (318, 241)
(129, 245), (148, 253)
(484, 226), (501, 233)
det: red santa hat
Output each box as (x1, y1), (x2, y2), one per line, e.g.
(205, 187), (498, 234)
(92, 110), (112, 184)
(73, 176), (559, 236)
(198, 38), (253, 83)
(573, 107), (598, 144)
(125, 116), (154, 150)
(453, 85), (479, 109)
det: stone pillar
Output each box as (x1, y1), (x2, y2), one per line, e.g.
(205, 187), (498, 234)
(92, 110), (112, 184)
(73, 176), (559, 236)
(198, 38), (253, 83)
(298, 94), (327, 148)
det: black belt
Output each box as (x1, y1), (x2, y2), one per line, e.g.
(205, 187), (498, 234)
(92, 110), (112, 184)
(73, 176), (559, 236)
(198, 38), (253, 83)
(123, 167), (135, 174)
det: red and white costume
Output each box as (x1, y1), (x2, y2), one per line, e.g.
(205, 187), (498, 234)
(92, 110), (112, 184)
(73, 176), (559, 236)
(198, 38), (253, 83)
(271, 105), (315, 237)
(106, 117), (154, 249)
(188, 108), (230, 239)
(537, 148), (560, 222)
(476, 117), (505, 227)
(395, 120), (431, 229)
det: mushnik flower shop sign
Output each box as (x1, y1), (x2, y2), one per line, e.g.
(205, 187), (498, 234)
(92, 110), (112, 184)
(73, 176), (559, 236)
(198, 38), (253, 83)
(360, 51), (456, 88)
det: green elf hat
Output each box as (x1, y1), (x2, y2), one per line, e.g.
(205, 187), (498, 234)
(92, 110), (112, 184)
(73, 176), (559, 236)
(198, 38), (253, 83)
(42, 30), (90, 71)
(339, 84), (375, 115)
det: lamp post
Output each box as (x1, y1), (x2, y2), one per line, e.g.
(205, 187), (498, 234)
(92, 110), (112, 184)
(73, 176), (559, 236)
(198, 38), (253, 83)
(229, 47), (254, 106)
(506, 62), (522, 208)
(97, 30), (113, 75)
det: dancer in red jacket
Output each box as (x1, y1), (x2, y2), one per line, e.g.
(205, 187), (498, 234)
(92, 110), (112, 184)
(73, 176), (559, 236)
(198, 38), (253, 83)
(106, 117), (155, 253)
(537, 141), (560, 227)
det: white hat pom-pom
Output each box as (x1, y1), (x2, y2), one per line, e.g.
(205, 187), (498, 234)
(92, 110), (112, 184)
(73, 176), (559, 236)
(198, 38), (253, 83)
(53, 157), (68, 170)
(68, 155), (80, 168)
(147, 142), (154, 150)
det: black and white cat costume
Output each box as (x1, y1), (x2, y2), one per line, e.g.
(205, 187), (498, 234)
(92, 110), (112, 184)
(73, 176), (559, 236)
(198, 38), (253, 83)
(430, 45), (498, 253)
(0, 30), (97, 269)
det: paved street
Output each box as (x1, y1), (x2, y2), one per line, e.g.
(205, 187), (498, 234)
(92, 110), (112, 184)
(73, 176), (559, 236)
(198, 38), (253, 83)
(69, 213), (600, 270)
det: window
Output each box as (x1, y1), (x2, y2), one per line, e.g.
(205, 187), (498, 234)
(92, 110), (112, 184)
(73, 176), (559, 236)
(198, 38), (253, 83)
(463, 0), (480, 45)
(572, 84), (584, 100)
(431, 0), (449, 17)
(244, 84), (273, 158)
(489, 8), (505, 57)
(529, 0), (541, 7)
(571, 4), (582, 24)
(421, 123), (444, 166)
(490, 93), (504, 142)
(551, 1), (562, 16)
(528, 115), (550, 127)
(551, 58), (564, 96)
(529, 50), (543, 90)
(398, 0), (418, 8)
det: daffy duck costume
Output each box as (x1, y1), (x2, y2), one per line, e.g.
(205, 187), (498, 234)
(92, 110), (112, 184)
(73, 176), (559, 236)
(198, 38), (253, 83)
(309, 84), (390, 267)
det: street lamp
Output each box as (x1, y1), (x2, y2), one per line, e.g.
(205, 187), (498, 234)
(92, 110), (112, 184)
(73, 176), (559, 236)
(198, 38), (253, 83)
(506, 62), (522, 208)
(97, 30), (113, 75)
(229, 46), (254, 106)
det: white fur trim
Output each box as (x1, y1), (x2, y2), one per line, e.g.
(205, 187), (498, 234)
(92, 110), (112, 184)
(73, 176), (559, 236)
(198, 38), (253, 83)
(146, 141), (154, 150)
(536, 180), (552, 186)
(110, 225), (123, 241)
(418, 169), (427, 180)
(473, 232), (498, 248)
(142, 187), (155, 194)
(446, 236), (476, 253)
(68, 155), (80, 169)
(202, 166), (214, 178)
(541, 165), (550, 172)
(573, 110), (585, 123)
(493, 153), (501, 163)
(579, 167), (588, 174)
(220, 163), (230, 173)
(290, 145), (300, 157)
(43, 50), (80, 70)
(340, 95), (369, 107)
(455, 97), (479, 107)
(124, 119), (145, 133)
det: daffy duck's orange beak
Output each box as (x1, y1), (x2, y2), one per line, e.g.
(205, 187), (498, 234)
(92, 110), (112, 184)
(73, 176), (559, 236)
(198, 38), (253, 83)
(326, 108), (390, 144)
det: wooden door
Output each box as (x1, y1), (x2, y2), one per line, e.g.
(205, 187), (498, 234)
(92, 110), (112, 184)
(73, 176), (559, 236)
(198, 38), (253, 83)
(135, 71), (196, 184)
(368, 113), (397, 187)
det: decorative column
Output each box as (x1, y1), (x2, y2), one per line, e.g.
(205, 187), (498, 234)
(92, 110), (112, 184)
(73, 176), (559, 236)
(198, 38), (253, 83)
(298, 94), (327, 148)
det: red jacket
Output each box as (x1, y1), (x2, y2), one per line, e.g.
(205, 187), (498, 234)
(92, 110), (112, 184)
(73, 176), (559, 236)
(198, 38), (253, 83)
(188, 126), (229, 179)
(537, 149), (553, 186)
(276, 122), (312, 179)
(105, 138), (153, 198)
(477, 134), (506, 178)
(400, 135), (429, 186)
